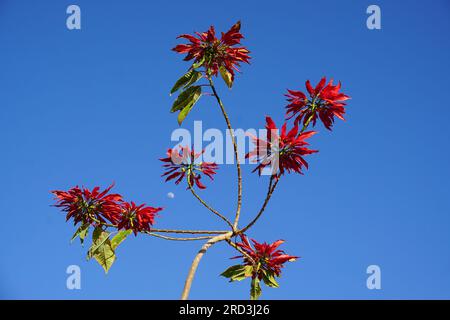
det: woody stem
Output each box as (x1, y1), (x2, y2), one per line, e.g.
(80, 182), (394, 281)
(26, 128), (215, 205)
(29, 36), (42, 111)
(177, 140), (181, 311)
(180, 232), (233, 300)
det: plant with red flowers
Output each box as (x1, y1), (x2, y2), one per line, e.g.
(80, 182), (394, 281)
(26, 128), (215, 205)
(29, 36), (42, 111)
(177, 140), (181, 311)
(221, 235), (298, 299)
(51, 21), (350, 299)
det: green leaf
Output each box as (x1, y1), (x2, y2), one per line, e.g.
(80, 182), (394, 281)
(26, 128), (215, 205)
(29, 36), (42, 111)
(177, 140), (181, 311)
(219, 66), (233, 88)
(70, 223), (90, 246)
(175, 86), (202, 125)
(87, 227), (111, 260)
(250, 277), (262, 300)
(111, 230), (132, 250)
(170, 70), (202, 95)
(261, 270), (279, 288)
(93, 241), (116, 274)
(170, 86), (201, 113)
(221, 265), (244, 278)
(192, 56), (205, 69)
(184, 70), (202, 88)
(220, 264), (253, 282)
(87, 227), (116, 273)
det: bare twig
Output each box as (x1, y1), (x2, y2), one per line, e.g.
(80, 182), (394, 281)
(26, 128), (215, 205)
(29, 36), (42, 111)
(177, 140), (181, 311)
(151, 228), (228, 235)
(239, 176), (279, 234)
(208, 78), (242, 231)
(226, 239), (255, 265)
(187, 178), (234, 229)
(101, 222), (226, 235)
(144, 231), (214, 241)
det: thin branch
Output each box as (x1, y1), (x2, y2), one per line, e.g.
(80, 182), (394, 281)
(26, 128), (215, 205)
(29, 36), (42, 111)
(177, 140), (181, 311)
(187, 176), (234, 229)
(181, 232), (233, 300)
(144, 231), (214, 241)
(226, 239), (255, 265)
(239, 176), (280, 234)
(208, 77), (242, 231)
(151, 228), (228, 235)
(100, 222), (226, 235)
(238, 112), (312, 235)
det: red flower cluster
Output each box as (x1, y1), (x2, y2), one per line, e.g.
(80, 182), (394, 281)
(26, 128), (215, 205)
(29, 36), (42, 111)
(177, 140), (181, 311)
(51, 184), (162, 234)
(234, 235), (298, 278)
(117, 201), (161, 235)
(51, 184), (123, 225)
(173, 21), (250, 80)
(246, 116), (317, 177)
(160, 146), (218, 189)
(286, 77), (350, 130)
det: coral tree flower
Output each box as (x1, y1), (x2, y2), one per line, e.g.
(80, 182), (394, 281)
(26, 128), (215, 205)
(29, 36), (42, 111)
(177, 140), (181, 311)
(172, 21), (250, 80)
(160, 146), (218, 189)
(234, 235), (298, 278)
(246, 116), (317, 177)
(117, 201), (162, 235)
(51, 184), (123, 225)
(286, 77), (350, 130)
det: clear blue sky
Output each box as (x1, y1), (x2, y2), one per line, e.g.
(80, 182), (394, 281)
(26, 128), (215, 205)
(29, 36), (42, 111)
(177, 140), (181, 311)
(1, 0), (450, 299)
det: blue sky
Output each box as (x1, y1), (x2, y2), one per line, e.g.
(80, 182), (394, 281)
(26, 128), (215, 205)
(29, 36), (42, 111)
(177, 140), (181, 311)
(1, 0), (450, 299)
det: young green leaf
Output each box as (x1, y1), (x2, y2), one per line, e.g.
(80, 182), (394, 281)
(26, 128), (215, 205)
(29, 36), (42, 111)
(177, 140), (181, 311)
(175, 86), (202, 125)
(170, 70), (202, 95)
(220, 264), (253, 282)
(93, 241), (116, 274)
(184, 70), (202, 88)
(192, 56), (205, 69)
(221, 265), (245, 278)
(219, 66), (233, 88)
(87, 227), (116, 273)
(111, 229), (132, 250)
(250, 277), (262, 300)
(170, 86), (201, 113)
(70, 223), (90, 246)
(261, 270), (279, 288)
(87, 227), (111, 260)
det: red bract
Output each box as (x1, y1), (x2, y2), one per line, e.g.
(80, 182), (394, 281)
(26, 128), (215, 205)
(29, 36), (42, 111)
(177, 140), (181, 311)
(246, 116), (318, 177)
(51, 184), (123, 225)
(286, 77), (350, 130)
(117, 202), (162, 235)
(234, 235), (298, 278)
(172, 21), (250, 80)
(160, 146), (218, 189)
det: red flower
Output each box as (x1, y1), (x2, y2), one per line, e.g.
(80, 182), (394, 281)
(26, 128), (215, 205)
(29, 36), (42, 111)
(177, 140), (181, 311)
(234, 235), (298, 278)
(117, 202), (162, 235)
(246, 116), (317, 177)
(286, 77), (350, 130)
(160, 146), (218, 189)
(51, 184), (123, 225)
(173, 21), (250, 81)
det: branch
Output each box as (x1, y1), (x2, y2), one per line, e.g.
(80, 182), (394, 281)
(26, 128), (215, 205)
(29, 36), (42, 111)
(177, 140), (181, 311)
(151, 228), (228, 235)
(239, 176), (280, 234)
(100, 222), (227, 235)
(181, 232), (233, 300)
(208, 77), (242, 231)
(238, 111), (312, 234)
(187, 177), (234, 229)
(144, 231), (214, 241)
(226, 239), (255, 265)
